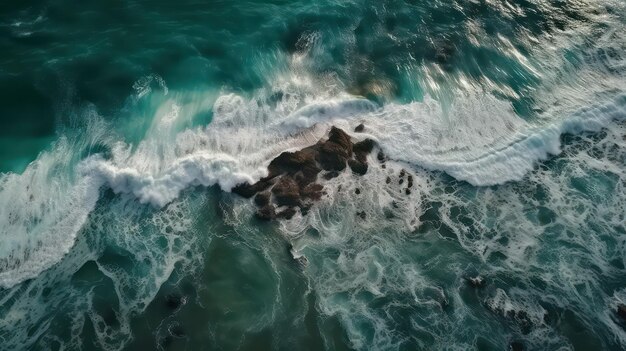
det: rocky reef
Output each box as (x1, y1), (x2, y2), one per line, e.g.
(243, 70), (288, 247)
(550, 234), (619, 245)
(232, 126), (377, 220)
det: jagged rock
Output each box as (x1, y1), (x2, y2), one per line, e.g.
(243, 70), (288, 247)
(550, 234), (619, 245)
(377, 151), (386, 162)
(323, 171), (340, 180)
(357, 211), (367, 220)
(233, 126), (378, 221)
(354, 139), (375, 164)
(301, 183), (324, 201)
(269, 148), (320, 180)
(355, 188), (361, 195)
(354, 123), (365, 132)
(353, 138), (375, 154)
(232, 178), (274, 198)
(407, 175), (413, 188)
(272, 177), (301, 207)
(300, 205), (311, 216)
(348, 159), (368, 175)
(256, 204), (276, 220)
(328, 126), (353, 155)
(277, 207), (297, 220)
(319, 142), (349, 171)
(405, 188), (411, 195)
(254, 192), (271, 207)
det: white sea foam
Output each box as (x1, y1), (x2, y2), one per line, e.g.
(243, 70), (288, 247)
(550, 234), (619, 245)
(1, 22), (624, 295)
(0, 139), (101, 288)
(3, 79), (623, 289)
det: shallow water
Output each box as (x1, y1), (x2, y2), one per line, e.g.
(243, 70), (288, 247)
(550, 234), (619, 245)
(0, 0), (625, 350)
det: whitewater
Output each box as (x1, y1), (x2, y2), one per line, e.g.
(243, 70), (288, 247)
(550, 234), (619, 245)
(1, 0), (626, 350)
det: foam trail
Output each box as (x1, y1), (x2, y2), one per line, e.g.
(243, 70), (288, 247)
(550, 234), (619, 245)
(280, 92), (626, 186)
(0, 70), (623, 289)
(0, 139), (101, 288)
(79, 153), (261, 208)
(377, 94), (626, 186)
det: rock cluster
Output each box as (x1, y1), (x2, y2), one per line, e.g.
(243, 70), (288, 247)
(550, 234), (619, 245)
(232, 126), (376, 220)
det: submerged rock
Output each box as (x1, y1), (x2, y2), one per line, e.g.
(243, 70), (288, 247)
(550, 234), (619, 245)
(510, 341), (524, 351)
(617, 304), (626, 320)
(467, 275), (485, 288)
(169, 325), (186, 338)
(165, 294), (185, 310)
(354, 123), (365, 132)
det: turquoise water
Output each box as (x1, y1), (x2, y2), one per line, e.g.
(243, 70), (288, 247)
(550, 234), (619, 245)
(0, 0), (625, 350)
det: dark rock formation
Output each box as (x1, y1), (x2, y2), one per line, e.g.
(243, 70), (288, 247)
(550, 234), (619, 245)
(617, 304), (626, 320)
(234, 126), (376, 221)
(232, 177), (274, 198)
(254, 192), (270, 207)
(377, 151), (386, 162)
(467, 275), (485, 288)
(301, 183), (324, 201)
(272, 177), (301, 207)
(256, 204), (276, 220)
(510, 341), (524, 351)
(269, 149), (320, 177)
(354, 138), (375, 156)
(354, 123), (365, 132)
(165, 294), (184, 310)
(323, 171), (340, 180)
(348, 159), (368, 175)
(277, 207), (297, 220)
(328, 126), (353, 153)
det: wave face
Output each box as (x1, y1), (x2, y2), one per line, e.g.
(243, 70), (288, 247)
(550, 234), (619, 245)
(1, 0), (626, 350)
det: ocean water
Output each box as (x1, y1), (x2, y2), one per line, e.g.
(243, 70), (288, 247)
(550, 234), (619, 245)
(0, 0), (625, 350)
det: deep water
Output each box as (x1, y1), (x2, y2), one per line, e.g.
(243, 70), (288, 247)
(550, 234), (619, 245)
(1, 0), (625, 350)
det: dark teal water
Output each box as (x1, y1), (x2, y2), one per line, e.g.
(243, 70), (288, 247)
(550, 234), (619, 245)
(0, 1), (625, 350)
